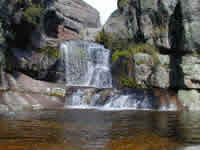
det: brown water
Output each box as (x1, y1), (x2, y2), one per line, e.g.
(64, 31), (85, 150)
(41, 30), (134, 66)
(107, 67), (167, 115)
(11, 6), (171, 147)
(0, 109), (199, 150)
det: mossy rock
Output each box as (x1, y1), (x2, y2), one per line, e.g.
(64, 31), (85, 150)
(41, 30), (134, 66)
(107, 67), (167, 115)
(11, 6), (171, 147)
(118, 0), (128, 8)
(23, 3), (44, 27)
(39, 46), (60, 58)
(120, 77), (141, 88)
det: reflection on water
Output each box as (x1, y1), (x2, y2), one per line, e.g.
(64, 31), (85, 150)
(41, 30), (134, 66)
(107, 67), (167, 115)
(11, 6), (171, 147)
(0, 109), (199, 150)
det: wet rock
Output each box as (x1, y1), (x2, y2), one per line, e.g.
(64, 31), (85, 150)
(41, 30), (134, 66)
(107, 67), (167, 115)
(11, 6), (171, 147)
(0, 72), (65, 111)
(11, 48), (64, 82)
(178, 90), (200, 110)
(180, 55), (200, 89)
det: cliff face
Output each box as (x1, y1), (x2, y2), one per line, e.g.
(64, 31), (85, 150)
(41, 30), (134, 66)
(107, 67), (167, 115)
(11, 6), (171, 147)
(106, 0), (200, 52)
(0, 0), (100, 84)
(44, 0), (101, 41)
(0, 0), (100, 49)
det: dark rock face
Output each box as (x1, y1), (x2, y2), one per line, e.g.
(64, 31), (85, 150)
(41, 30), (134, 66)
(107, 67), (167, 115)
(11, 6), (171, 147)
(10, 48), (65, 83)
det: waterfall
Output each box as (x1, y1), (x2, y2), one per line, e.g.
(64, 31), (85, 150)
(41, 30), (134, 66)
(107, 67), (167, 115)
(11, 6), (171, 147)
(61, 40), (178, 111)
(64, 88), (168, 110)
(60, 40), (112, 88)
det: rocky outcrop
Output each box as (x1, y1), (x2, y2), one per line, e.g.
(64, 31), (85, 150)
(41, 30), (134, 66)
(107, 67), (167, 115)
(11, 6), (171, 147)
(0, 0), (101, 49)
(180, 55), (200, 89)
(104, 9), (129, 39)
(105, 0), (200, 52)
(178, 90), (200, 110)
(134, 53), (170, 89)
(10, 48), (64, 82)
(0, 72), (66, 111)
(43, 0), (101, 42)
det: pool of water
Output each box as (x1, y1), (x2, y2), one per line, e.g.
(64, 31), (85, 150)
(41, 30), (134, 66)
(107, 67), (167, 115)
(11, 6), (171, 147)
(0, 109), (199, 150)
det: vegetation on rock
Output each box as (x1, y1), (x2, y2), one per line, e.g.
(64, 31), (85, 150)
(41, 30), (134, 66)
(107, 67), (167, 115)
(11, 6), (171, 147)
(23, 4), (44, 27)
(95, 28), (161, 89)
(39, 46), (60, 58)
(118, 0), (128, 8)
(112, 43), (160, 68)
(95, 29), (133, 51)
(120, 77), (141, 88)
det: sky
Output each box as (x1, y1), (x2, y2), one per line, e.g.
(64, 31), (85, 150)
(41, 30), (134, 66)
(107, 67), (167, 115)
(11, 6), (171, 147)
(84, 0), (117, 25)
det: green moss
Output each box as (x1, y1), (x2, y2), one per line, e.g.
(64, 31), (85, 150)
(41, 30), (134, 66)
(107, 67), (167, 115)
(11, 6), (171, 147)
(49, 93), (65, 98)
(23, 3), (44, 27)
(120, 77), (141, 88)
(112, 43), (160, 66)
(95, 28), (114, 50)
(135, 59), (148, 65)
(39, 46), (60, 58)
(112, 50), (132, 63)
(112, 43), (160, 89)
(95, 29), (133, 51)
(132, 43), (160, 67)
(193, 48), (200, 57)
(151, 25), (168, 38)
(95, 29), (160, 89)
(119, 0), (128, 7)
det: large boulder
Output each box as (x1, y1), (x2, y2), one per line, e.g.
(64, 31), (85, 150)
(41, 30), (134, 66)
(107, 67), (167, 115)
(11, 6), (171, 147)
(178, 90), (200, 111)
(134, 53), (171, 88)
(180, 55), (200, 89)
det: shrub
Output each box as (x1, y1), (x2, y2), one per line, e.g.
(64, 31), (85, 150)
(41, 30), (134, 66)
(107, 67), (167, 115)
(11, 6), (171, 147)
(95, 29), (134, 51)
(39, 46), (60, 58)
(118, 0), (128, 8)
(132, 43), (160, 66)
(120, 77), (141, 88)
(23, 3), (44, 27)
(112, 43), (160, 66)
(112, 49), (132, 63)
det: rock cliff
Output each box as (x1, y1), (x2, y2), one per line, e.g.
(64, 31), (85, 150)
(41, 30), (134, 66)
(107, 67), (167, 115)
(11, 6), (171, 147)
(101, 0), (200, 110)
(106, 0), (200, 52)
(0, 0), (100, 49)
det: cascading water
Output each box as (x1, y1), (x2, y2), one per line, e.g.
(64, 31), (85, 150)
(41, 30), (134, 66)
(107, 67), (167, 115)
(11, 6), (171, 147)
(60, 40), (112, 88)
(61, 40), (178, 110)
